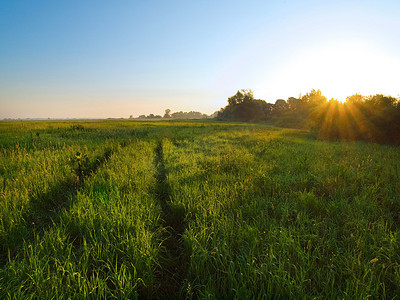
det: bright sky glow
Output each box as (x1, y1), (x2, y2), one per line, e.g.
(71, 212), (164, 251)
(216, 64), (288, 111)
(264, 41), (400, 102)
(1, 0), (400, 118)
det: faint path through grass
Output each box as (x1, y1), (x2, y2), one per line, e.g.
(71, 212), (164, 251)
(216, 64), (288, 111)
(154, 139), (189, 299)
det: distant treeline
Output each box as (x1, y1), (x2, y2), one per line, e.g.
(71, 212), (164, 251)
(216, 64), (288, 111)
(217, 89), (400, 144)
(137, 109), (218, 120)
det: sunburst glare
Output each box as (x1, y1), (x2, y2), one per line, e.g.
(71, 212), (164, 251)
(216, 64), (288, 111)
(262, 41), (400, 102)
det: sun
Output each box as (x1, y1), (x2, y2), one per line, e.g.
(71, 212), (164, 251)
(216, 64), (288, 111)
(305, 42), (385, 102)
(263, 40), (400, 102)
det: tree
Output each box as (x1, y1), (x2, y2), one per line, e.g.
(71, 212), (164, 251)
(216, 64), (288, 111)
(170, 111), (207, 119)
(273, 99), (288, 114)
(218, 90), (271, 122)
(164, 109), (171, 118)
(227, 89), (254, 105)
(301, 89), (327, 105)
(346, 93), (365, 104)
(287, 97), (301, 110)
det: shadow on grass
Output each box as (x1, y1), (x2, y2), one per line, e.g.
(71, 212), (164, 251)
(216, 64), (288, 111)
(154, 139), (190, 299)
(0, 148), (115, 266)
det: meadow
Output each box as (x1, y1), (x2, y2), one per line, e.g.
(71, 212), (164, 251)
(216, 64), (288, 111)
(0, 119), (399, 299)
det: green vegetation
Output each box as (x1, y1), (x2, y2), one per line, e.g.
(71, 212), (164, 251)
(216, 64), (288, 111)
(138, 110), (210, 120)
(218, 89), (400, 144)
(1, 119), (399, 299)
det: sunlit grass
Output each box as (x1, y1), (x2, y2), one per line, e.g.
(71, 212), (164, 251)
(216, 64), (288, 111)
(0, 119), (399, 298)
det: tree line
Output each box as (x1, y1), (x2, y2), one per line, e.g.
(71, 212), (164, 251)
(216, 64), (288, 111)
(217, 89), (400, 144)
(136, 109), (215, 120)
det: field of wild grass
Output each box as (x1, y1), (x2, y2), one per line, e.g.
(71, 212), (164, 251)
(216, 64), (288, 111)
(0, 119), (399, 299)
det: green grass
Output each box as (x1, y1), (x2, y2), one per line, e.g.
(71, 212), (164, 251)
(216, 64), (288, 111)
(0, 119), (399, 299)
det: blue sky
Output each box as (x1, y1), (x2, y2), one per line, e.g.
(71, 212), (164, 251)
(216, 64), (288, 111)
(1, 0), (400, 118)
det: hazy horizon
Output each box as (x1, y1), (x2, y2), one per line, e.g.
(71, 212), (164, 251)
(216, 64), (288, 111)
(1, 0), (400, 119)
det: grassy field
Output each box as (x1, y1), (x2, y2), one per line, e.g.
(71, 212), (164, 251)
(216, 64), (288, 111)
(0, 119), (399, 299)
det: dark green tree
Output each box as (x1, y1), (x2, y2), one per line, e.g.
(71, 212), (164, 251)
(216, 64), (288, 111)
(163, 109), (171, 118)
(218, 90), (272, 122)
